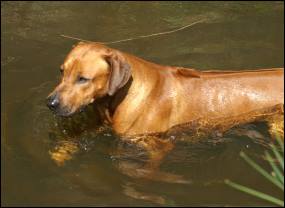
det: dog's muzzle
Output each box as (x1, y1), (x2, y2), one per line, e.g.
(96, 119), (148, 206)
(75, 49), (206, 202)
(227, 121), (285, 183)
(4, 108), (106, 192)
(47, 93), (60, 111)
(46, 92), (78, 117)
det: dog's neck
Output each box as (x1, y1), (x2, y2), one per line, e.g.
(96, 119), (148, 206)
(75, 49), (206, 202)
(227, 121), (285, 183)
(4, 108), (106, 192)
(94, 77), (133, 124)
(109, 77), (133, 114)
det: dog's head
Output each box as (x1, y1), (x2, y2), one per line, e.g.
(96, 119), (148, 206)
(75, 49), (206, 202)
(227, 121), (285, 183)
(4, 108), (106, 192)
(46, 42), (131, 116)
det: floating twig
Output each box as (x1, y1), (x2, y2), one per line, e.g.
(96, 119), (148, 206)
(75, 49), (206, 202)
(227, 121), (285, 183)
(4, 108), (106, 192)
(60, 18), (206, 45)
(60, 34), (96, 43)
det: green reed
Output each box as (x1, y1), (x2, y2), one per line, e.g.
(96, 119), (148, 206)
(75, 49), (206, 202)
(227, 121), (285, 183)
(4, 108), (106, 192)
(225, 133), (284, 206)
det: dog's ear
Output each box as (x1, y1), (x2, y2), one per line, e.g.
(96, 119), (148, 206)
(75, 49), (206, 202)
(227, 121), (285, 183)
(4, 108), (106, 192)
(105, 50), (131, 96)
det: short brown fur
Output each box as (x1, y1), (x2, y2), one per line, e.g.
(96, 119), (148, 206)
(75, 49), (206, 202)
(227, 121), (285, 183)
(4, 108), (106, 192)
(47, 42), (284, 183)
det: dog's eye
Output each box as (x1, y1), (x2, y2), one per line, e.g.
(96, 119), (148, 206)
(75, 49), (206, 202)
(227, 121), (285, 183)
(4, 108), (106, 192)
(60, 69), (63, 74)
(77, 76), (90, 84)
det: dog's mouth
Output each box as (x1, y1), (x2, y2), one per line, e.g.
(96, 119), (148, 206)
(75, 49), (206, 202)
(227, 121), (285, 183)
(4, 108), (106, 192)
(53, 105), (88, 117)
(47, 94), (96, 117)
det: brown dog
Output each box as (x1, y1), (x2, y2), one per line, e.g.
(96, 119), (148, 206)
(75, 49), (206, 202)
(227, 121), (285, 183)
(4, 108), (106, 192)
(47, 42), (283, 181)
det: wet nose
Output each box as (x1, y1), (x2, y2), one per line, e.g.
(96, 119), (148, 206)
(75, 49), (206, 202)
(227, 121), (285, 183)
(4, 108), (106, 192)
(46, 93), (60, 111)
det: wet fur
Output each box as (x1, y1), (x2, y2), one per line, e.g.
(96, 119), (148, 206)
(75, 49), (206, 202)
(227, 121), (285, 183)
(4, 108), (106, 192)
(47, 42), (284, 183)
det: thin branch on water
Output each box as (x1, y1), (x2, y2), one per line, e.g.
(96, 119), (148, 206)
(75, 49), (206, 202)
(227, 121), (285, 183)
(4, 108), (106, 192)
(60, 19), (206, 45)
(60, 35), (96, 43)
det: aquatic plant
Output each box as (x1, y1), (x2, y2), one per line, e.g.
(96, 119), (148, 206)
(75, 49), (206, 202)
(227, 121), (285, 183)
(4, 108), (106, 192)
(225, 134), (284, 206)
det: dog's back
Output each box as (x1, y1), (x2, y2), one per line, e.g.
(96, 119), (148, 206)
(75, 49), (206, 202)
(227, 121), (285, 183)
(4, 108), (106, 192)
(173, 68), (283, 123)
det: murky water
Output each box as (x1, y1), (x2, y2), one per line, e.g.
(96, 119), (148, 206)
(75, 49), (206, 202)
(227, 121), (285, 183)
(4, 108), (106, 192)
(2, 2), (284, 206)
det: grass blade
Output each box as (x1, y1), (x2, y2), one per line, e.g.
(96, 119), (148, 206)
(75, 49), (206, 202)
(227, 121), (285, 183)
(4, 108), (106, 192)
(270, 143), (284, 172)
(274, 133), (284, 153)
(225, 179), (284, 206)
(240, 152), (283, 190)
(265, 151), (284, 184)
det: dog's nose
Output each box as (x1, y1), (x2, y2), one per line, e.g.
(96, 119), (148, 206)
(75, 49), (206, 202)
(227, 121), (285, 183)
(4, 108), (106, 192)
(47, 93), (60, 111)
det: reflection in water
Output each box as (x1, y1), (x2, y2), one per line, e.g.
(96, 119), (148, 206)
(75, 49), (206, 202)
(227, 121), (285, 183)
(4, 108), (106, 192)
(44, 99), (283, 205)
(123, 182), (166, 205)
(49, 140), (79, 166)
(46, 101), (284, 188)
(44, 92), (283, 205)
(46, 104), (110, 165)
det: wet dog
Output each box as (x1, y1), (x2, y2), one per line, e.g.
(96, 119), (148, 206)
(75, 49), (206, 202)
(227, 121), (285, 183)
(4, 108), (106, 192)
(47, 42), (284, 182)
